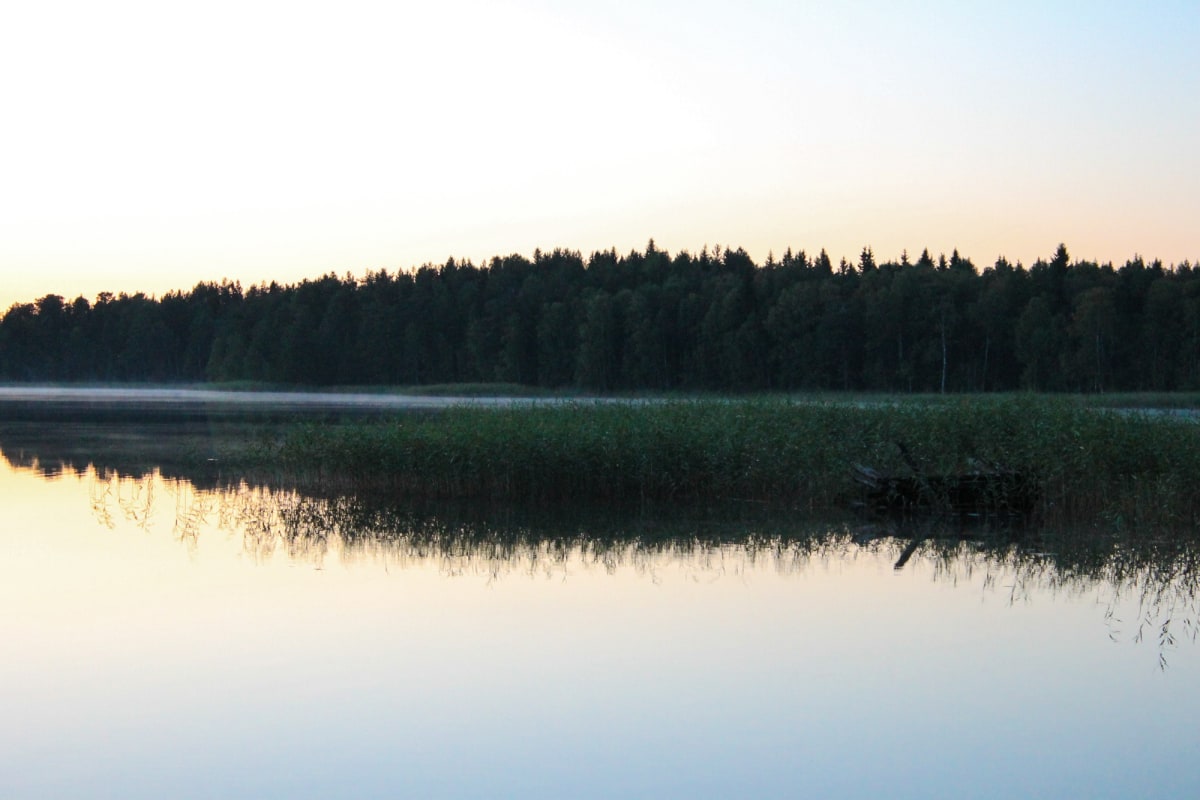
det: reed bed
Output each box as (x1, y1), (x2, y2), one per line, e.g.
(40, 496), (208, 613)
(256, 397), (1200, 530)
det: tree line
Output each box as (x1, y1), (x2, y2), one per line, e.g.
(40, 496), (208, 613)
(2, 242), (1198, 393)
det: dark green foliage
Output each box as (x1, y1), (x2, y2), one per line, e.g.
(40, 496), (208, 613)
(257, 398), (1200, 530)
(3, 243), (1200, 393)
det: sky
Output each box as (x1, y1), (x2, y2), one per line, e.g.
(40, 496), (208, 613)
(1, 0), (1197, 309)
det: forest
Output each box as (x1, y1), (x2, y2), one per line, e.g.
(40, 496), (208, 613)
(1, 242), (1197, 393)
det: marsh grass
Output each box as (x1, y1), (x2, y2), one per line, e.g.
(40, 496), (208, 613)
(251, 397), (1200, 529)
(1077, 391), (1200, 410)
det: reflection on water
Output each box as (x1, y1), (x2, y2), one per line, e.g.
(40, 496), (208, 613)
(5, 414), (1200, 669)
(27, 446), (1200, 669)
(3, 421), (1200, 799)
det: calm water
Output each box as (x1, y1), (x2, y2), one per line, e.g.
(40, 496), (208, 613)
(1, 418), (1198, 798)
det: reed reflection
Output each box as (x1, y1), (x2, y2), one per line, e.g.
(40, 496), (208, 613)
(82, 467), (1200, 663)
(176, 476), (850, 580)
(2, 429), (1198, 667)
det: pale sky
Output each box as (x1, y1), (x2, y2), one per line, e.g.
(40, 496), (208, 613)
(2, 0), (1197, 309)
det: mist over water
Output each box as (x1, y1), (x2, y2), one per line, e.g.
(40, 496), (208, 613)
(0, 385), (566, 411)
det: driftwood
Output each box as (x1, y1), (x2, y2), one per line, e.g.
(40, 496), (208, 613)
(853, 443), (1037, 518)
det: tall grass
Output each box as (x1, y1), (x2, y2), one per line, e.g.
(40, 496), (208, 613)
(256, 397), (1200, 529)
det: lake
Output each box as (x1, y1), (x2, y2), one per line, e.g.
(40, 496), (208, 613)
(1, 397), (1197, 798)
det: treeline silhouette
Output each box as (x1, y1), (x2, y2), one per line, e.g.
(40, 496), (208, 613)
(2, 242), (1198, 392)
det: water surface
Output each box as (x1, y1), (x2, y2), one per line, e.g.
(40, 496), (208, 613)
(1, 422), (1197, 799)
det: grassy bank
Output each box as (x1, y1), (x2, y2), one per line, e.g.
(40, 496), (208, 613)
(246, 397), (1199, 529)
